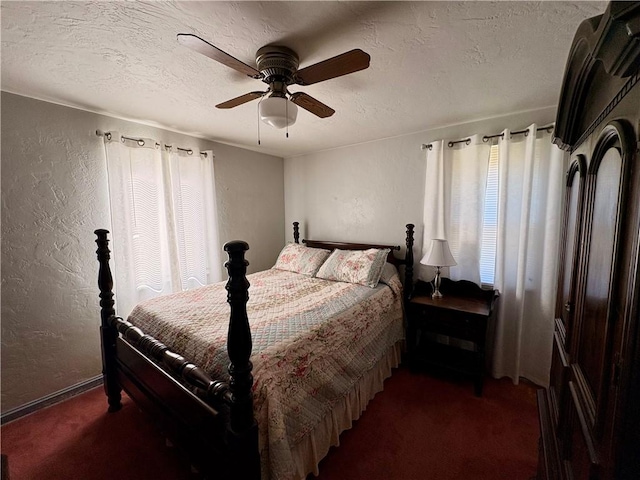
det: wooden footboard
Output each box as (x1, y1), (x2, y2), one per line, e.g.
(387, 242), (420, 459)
(95, 230), (259, 479)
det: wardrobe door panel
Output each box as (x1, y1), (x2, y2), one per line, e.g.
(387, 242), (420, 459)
(549, 158), (587, 437)
(557, 158), (586, 339)
(550, 324), (570, 424)
(578, 145), (622, 410)
(566, 361), (608, 479)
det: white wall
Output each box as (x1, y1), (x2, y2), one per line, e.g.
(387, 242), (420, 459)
(284, 107), (557, 265)
(1, 92), (284, 413)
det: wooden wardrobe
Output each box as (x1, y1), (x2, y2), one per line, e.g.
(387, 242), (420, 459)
(537, 3), (640, 480)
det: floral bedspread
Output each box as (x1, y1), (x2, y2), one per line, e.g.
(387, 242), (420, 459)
(127, 267), (404, 480)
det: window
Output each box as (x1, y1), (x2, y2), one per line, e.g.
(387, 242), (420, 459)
(479, 144), (499, 286)
(103, 134), (220, 316)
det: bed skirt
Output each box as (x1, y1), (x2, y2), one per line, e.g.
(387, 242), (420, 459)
(290, 340), (403, 479)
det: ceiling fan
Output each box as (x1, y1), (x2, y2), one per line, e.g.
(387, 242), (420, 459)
(177, 34), (371, 129)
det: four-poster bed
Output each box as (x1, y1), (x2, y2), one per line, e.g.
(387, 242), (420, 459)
(95, 222), (415, 479)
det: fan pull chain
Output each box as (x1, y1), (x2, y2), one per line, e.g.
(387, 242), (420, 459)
(286, 99), (289, 138)
(257, 98), (262, 145)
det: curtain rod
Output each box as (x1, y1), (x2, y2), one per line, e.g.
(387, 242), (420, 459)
(95, 130), (212, 157)
(420, 124), (554, 150)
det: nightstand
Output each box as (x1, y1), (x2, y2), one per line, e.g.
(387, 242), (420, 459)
(407, 278), (499, 396)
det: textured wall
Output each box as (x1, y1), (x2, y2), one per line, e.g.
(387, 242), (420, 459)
(284, 106), (557, 270)
(1, 92), (284, 413)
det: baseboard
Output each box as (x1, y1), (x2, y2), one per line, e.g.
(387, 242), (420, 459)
(1, 375), (103, 425)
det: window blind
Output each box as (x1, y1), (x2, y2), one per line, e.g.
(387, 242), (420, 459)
(479, 144), (499, 285)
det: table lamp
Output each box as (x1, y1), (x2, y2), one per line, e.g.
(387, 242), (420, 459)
(420, 239), (457, 298)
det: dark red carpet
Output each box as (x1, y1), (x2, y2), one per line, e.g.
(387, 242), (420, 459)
(1, 366), (539, 480)
(1, 386), (194, 480)
(315, 367), (539, 480)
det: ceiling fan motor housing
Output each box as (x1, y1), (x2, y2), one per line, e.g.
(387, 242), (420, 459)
(256, 46), (299, 86)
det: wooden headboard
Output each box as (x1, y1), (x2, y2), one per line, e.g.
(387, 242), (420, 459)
(291, 221), (415, 299)
(302, 239), (402, 267)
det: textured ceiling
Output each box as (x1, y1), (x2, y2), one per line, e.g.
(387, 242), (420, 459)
(1, 1), (607, 157)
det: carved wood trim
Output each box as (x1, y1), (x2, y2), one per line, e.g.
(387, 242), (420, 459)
(553, 3), (640, 151)
(110, 315), (232, 406)
(223, 241), (255, 434)
(95, 229), (122, 412)
(570, 122), (634, 386)
(570, 72), (639, 152)
(404, 223), (415, 302)
(554, 320), (570, 369)
(566, 156), (586, 353)
(552, 328), (570, 426)
(568, 379), (600, 468)
(537, 388), (563, 480)
(572, 362), (598, 434)
(586, 121), (632, 174)
(566, 156), (587, 185)
(555, 156), (587, 335)
(293, 221), (300, 244)
(223, 240), (260, 478)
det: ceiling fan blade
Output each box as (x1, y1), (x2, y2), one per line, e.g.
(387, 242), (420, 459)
(289, 92), (335, 118)
(177, 33), (262, 79)
(295, 49), (370, 86)
(216, 91), (266, 109)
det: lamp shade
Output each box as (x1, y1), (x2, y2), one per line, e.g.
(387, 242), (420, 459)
(259, 96), (298, 129)
(420, 239), (457, 267)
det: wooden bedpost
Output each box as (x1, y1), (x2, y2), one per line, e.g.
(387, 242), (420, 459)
(94, 229), (122, 412)
(293, 221), (300, 244)
(404, 224), (415, 301)
(224, 240), (260, 479)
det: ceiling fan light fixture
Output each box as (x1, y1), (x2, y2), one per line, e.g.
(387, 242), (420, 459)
(178, 34), (370, 126)
(259, 96), (298, 129)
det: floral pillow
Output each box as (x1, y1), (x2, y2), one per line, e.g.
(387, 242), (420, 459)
(273, 243), (331, 276)
(315, 248), (391, 288)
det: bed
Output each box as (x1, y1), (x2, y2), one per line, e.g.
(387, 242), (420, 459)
(95, 222), (415, 479)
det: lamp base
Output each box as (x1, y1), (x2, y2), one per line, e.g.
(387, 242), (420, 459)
(432, 266), (444, 299)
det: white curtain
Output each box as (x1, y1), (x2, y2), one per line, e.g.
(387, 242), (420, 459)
(421, 135), (490, 285)
(422, 125), (566, 386)
(104, 134), (220, 317)
(491, 125), (565, 385)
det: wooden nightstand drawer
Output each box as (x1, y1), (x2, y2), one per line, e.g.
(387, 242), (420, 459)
(407, 278), (499, 396)
(410, 305), (479, 339)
